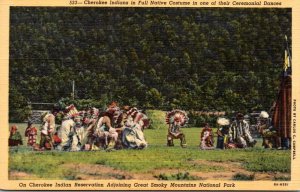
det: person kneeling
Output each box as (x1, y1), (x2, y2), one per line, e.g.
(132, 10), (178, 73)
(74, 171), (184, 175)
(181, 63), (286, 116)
(228, 113), (256, 148)
(200, 123), (214, 150)
(166, 110), (188, 148)
(122, 113), (148, 149)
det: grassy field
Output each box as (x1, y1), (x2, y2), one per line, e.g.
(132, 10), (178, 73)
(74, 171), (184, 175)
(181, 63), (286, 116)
(9, 110), (291, 180)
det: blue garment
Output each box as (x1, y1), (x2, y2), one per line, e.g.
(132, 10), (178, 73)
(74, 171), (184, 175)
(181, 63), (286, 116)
(216, 136), (224, 149)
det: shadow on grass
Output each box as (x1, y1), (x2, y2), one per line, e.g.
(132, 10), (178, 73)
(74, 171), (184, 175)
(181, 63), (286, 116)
(232, 173), (255, 180)
(155, 172), (202, 180)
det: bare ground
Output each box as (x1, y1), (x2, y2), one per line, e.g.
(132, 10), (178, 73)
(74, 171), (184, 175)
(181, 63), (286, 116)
(9, 171), (40, 180)
(9, 160), (290, 180)
(186, 160), (290, 180)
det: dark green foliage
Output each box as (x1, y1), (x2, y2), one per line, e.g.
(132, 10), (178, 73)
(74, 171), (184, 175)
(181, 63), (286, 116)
(188, 113), (218, 127)
(56, 97), (109, 111)
(155, 172), (201, 180)
(9, 8), (291, 122)
(9, 85), (32, 122)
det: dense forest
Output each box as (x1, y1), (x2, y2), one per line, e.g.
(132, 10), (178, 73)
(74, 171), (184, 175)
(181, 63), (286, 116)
(9, 7), (291, 121)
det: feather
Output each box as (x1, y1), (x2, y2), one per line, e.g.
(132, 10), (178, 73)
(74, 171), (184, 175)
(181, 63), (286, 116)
(259, 111), (269, 118)
(217, 117), (230, 126)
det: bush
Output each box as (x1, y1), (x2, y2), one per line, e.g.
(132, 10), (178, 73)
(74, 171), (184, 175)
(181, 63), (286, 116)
(155, 172), (201, 180)
(9, 87), (32, 122)
(232, 173), (255, 180)
(188, 112), (218, 127)
(273, 175), (290, 181)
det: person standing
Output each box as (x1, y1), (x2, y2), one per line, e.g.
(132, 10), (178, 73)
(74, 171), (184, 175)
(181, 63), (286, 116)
(25, 121), (38, 146)
(40, 112), (56, 150)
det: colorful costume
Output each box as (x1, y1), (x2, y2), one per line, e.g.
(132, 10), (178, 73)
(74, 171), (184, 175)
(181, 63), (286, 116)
(9, 125), (23, 146)
(166, 109), (188, 148)
(257, 111), (281, 149)
(216, 118), (230, 149)
(91, 102), (120, 150)
(200, 124), (214, 150)
(58, 118), (79, 151)
(40, 113), (56, 150)
(122, 110), (148, 149)
(25, 121), (38, 146)
(75, 119), (88, 149)
(229, 113), (256, 148)
(57, 104), (80, 151)
(53, 132), (62, 149)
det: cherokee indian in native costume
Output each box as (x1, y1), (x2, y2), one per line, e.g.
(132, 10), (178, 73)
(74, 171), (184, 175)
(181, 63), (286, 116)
(40, 112), (56, 150)
(216, 118), (230, 149)
(257, 111), (281, 149)
(122, 107), (149, 149)
(200, 123), (214, 150)
(229, 113), (256, 148)
(74, 115), (89, 149)
(57, 104), (80, 151)
(91, 102), (120, 150)
(9, 125), (23, 147)
(25, 121), (38, 146)
(166, 109), (188, 148)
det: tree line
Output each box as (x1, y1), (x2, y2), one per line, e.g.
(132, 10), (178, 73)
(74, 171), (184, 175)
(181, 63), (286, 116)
(9, 7), (291, 122)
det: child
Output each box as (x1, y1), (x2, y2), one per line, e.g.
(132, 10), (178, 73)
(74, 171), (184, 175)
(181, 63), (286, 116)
(200, 123), (214, 150)
(25, 121), (38, 146)
(216, 118), (230, 149)
(9, 125), (23, 146)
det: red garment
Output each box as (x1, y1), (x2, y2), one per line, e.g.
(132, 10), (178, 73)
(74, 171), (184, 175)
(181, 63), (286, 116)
(200, 127), (213, 138)
(200, 127), (214, 148)
(25, 126), (38, 146)
(53, 134), (62, 144)
(272, 75), (291, 138)
(10, 125), (17, 135)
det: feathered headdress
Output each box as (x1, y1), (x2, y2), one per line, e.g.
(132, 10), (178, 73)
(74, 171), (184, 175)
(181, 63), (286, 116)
(259, 111), (269, 118)
(125, 107), (150, 130)
(126, 107), (139, 118)
(166, 109), (188, 126)
(217, 117), (230, 126)
(64, 104), (79, 118)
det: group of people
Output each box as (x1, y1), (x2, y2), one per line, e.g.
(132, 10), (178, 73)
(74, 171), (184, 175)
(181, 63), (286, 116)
(9, 102), (150, 151)
(9, 104), (289, 151)
(214, 113), (257, 150)
(166, 110), (288, 150)
(165, 110), (256, 150)
(216, 111), (286, 150)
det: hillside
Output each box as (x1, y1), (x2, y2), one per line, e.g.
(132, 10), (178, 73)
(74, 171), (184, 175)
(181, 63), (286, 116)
(9, 8), (291, 121)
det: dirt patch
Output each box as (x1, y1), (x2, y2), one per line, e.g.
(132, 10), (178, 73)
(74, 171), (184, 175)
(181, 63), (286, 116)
(187, 160), (289, 180)
(62, 163), (155, 180)
(9, 161), (290, 181)
(9, 171), (40, 180)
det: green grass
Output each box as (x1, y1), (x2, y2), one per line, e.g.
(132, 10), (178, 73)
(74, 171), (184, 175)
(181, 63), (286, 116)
(147, 110), (167, 130)
(232, 173), (255, 180)
(9, 110), (291, 180)
(155, 172), (202, 180)
(273, 175), (291, 181)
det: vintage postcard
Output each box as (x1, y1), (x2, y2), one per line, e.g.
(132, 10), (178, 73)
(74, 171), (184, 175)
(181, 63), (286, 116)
(0, 0), (299, 190)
